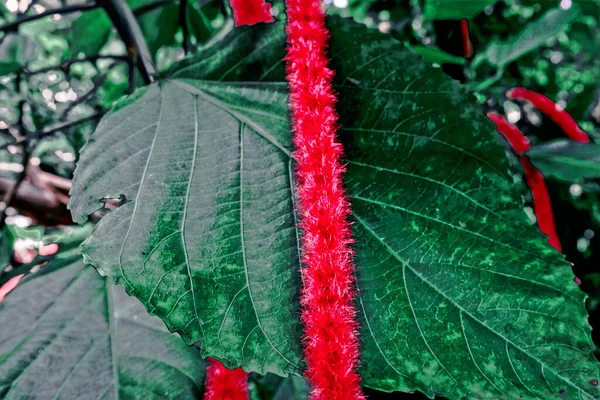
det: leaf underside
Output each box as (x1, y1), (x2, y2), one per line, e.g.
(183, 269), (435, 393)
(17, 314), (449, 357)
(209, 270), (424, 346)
(0, 255), (205, 399)
(69, 17), (600, 399)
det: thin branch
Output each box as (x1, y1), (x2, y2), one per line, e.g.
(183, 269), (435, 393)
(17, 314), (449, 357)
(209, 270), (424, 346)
(62, 61), (123, 118)
(179, 0), (190, 54)
(0, 3), (100, 32)
(133, 0), (175, 16)
(24, 55), (128, 75)
(103, 0), (157, 84)
(0, 143), (30, 230)
(0, 111), (106, 152)
(1, 254), (54, 286)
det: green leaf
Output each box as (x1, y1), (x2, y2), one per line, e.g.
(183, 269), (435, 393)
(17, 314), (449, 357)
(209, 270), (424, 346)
(423, 0), (498, 20)
(68, 0), (179, 59)
(70, 8), (113, 57)
(527, 139), (600, 182)
(482, 5), (581, 67)
(186, 1), (212, 45)
(70, 18), (600, 399)
(407, 43), (466, 65)
(249, 374), (310, 400)
(0, 34), (38, 75)
(0, 252), (205, 399)
(134, 1), (179, 57)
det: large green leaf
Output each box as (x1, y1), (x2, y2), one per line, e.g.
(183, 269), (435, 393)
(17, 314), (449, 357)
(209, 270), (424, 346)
(69, 18), (600, 399)
(0, 252), (205, 399)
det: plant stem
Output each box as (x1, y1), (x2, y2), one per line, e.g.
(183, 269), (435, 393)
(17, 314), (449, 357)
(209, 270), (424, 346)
(179, 0), (190, 54)
(0, 112), (106, 152)
(102, 0), (157, 84)
(24, 55), (128, 75)
(0, 3), (99, 32)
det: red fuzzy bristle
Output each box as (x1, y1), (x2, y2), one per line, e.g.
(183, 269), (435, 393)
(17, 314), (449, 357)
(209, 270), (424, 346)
(229, 0), (274, 27)
(487, 112), (562, 251)
(203, 359), (249, 400)
(507, 87), (590, 143)
(284, 1), (364, 399)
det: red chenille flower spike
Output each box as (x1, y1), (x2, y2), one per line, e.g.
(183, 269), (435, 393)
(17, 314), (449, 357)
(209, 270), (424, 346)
(284, 1), (364, 399)
(229, 0), (274, 27)
(507, 87), (590, 143)
(487, 112), (562, 251)
(203, 359), (249, 400)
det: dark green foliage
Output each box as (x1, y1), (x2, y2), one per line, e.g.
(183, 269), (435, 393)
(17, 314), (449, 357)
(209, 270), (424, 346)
(2, 1), (600, 399)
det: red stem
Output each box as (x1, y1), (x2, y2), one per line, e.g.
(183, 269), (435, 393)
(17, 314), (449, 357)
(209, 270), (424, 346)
(507, 87), (590, 143)
(487, 112), (562, 251)
(285, 1), (364, 399)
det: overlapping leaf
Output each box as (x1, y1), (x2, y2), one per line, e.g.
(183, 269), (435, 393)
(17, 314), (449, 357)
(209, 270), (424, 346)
(69, 18), (600, 399)
(0, 252), (205, 399)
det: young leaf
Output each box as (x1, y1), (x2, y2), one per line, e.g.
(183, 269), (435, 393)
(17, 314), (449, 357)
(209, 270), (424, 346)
(423, 0), (498, 20)
(527, 139), (600, 182)
(0, 253), (205, 399)
(483, 5), (581, 68)
(69, 18), (600, 399)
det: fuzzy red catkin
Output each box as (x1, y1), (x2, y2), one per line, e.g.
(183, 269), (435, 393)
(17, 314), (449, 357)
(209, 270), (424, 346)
(203, 358), (249, 400)
(507, 87), (590, 143)
(228, 0), (274, 27)
(284, 1), (364, 399)
(486, 112), (562, 251)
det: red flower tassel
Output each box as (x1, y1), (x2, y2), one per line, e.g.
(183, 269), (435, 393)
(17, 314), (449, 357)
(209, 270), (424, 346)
(203, 359), (249, 400)
(229, 0), (274, 26)
(507, 87), (590, 143)
(487, 112), (562, 251)
(284, 1), (364, 399)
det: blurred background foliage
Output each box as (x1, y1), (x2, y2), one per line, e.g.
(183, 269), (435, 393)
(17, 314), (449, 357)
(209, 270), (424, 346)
(0, 0), (598, 398)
